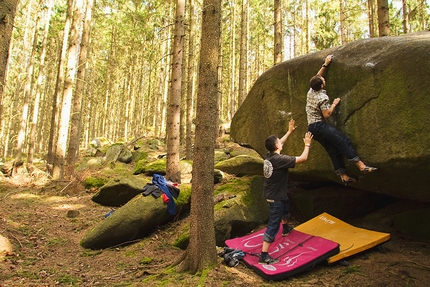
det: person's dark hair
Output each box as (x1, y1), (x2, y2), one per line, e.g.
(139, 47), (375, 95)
(310, 75), (323, 91)
(265, 135), (278, 152)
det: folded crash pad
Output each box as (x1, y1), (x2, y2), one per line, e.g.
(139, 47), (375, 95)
(294, 212), (390, 264)
(225, 228), (339, 281)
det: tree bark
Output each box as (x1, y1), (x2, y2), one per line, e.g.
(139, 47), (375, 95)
(166, 0), (185, 183)
(66, 0), (94, 176)
(367, 0), (376, 37)
(14, 16), (39, 168)
(402, 0), (408, 34)
(185, 0), (196, 160)
(238, 0), (248, 107)
(377, 0), (390, 36)
(47, 0), (74, 174)
(229, 3), (236, 121)
(53, 0), (82, 180)
(340, 0), (347, 44)
(180, 0), (221, 273)
(274, 0), (283, 65)
(28, 2), (53, 164)
(0, 0), (19, 123)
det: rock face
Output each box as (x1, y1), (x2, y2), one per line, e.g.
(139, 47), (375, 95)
(92, 178), (148, 207)
(231, 32), (430, 202)
(214, 155), (264, 177)
(81, 194), (173, 249)
(81, 184), (191, 249)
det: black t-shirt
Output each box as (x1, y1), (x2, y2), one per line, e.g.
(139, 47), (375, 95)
(263, 152), (296, 200)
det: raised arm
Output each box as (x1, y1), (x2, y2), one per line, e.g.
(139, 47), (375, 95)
(295, 132), (313, 164)
(279, 119), (297, 145)
(317, 54), (333, 77)
(322, 97), (341, 118)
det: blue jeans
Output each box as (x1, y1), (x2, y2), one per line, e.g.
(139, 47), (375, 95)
(308, 121), (360, 175)
(263, 199), (290, 243)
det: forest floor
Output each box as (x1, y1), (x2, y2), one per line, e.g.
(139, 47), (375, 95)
(1, 163), (430, 286)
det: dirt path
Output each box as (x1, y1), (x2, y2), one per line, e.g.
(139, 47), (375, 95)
(1, 178), (430, 287)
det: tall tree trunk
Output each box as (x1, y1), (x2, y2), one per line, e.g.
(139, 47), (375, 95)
(238, 0), (248, 107)
(185, 0), (196, 160)
(14, 16), (39, 171)
(418, 0), (426, 30)
(0, 0), (19, 123)
(166, 0), (185, 183)
(305, 0), (309, 53)
(367, 0), (376, 37)
(52, 0), (82, 180)
(28, 2), (53, 164)
(377, 0), (390, 36)
(66, 0), (94, 176)
(180, 0), (221, 273)
(292, 2), (297, 57)
(229, 3), (236, 121)
(274, 0), (283, 65)
(180, 7), (188, 147)
(340, 0), (347, 44)
(47, 0), (74, 174)
(101, 25), (116, 139)
(402, 0), (408, 33)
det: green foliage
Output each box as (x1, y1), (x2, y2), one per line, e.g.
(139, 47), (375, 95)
(80, 249), (103, 257)
(16, 270), (41, 280)
(139, 257), (153, 265)
(311, 1), (341, 49)
(342, 264), (364, 275)
(45, 237), (68, 247)
(56, 273), (81, 285)
(198, 268), (210, 286)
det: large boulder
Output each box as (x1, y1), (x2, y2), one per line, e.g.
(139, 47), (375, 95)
(168, 176), (271, 248)
(81, 184), (191, 249)
(214, 155), (264, 177)
(213, 176), (269, 246)
(91, 177), (148, 207)
(230, 32), (430, 202)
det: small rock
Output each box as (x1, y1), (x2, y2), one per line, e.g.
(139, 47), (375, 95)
(66, 210), (80, 218)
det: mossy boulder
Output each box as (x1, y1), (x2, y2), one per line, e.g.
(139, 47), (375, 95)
(82, 176), (108, 189)
(91, 177), (149, 207)
(230, 32), (430, 202)
(105, 144), (132, 164)
(214, 155), (263, 177)
(81, 184), (191, 249)
(140, 158), (193, 176)
(169, 176), (269, 248)
(213, 176), (268, 246)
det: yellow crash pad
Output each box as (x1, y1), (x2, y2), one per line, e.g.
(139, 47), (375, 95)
(295, 212), (390, 264)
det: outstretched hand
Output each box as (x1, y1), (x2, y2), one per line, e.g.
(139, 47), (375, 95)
(333, 97), (341, 106)
(324, 55), (333, 66)
(288, 119), (297, 133)
(303, 132), (313, 145)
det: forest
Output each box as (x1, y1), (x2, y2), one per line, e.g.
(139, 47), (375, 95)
(1, 0), (430, 280)
(1, 0), (429, 180)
